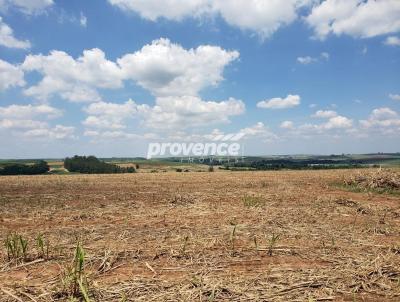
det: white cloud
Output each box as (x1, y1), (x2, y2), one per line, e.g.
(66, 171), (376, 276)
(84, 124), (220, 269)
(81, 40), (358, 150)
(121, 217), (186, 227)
(297, 52), (329, 64)
(22, 38), (239, 106)
(141, 96), (245, 130)
(80, 12), (87, 27)
(362, 46), (368, 55)
(370, 107), (397, 120)
(0, 58), (25, 91)
(389, 94), (400, 101)
(284, 113), (353, 137)
(0, 119), (47, 129)
(204, 122), (277, 142)
(0, 103), (74, 140)
(211, 0), (314, 39)
(306, 0), (400, 40)
(320, 52), (330, 60)
(257, 94), (301, 109)
(60, 86), (101, 103)
(84, 99), (139, 117)
(238, 122), (278, 142)
(359, 107), (400, 132)
(82, 116), (126, 130)
(239, 122), (267, 136)
(22, 125), (75, 139)
(384, 36), (400, 46)
(84, 130), (141, 140)
(82, 96), (245, 132)
(19, 39), (243, 132)
(118, 38), (239, 97)
(108, 0), (209, 21)
(0, 0), (53, 15)
(83, 99), (141, 130)
(22, 49), (123, 102)
(323, 115), (352, 129)
(108, 0), (316, 39)
(0, 103), (62, 119)
(0, 17), (30, 49)
(312, 110), (338, 118)
(280, 121), (294, 129)
(297, 56), (317, 65)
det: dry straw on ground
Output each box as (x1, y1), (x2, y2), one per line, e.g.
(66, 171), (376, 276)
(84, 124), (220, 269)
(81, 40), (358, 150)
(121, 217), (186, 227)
(0, 169), (399, 301)
(344, 169), (400, 191)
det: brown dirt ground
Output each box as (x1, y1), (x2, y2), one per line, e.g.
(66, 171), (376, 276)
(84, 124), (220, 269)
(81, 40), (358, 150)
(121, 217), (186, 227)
(0, 170), (399, 301)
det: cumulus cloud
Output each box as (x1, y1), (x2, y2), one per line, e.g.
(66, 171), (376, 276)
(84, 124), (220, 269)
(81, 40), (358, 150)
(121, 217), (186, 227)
(389, 94), (400, 101)
(20, 39), (243, 131)
(306, 0), (400, 40)
(282, 112), (353, 138)
(22, 38), (239, 105)
(384, 36), (400, 46)
(280, 121), (294, 129)
(359, 108), (400, 133)
(118, 38), (239, 97)
(297, 56), (317, 65)
(141, 96), (245, 130)
(257, 94), (301, 109)
(0, 103), (62, 119)
(307, 110), (352, 131)
(22, 125), (76, 139)
(108, 0), (209, 21)
(323, 115), (353, 129)
(0, 103), (74, 140)
(312, 110), (338, 118)
(0, 59), (25, 91)
(0, 119), (47, 129)
(22, 49), (123, 102)
(108, 0), (316, 39)
(80, 12), (87, 27)
(0, 17), (31, 49)
(203, 122), (277, 142)
(0, 0), (53, 15)
(82, 96), (244, 132)
(83, 99), (141, 130)
(297, 52), (329, 64)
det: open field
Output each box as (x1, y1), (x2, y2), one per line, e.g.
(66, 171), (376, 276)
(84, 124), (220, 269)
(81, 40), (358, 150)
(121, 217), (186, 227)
(0, 170), (399, 301)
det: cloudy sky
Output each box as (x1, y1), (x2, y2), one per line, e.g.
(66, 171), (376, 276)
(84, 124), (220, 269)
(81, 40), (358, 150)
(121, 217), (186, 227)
(0, 0), (399, 158)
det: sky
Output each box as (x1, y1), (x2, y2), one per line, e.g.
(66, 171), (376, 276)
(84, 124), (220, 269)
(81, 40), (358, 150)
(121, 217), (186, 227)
(0, 0), (399, 159)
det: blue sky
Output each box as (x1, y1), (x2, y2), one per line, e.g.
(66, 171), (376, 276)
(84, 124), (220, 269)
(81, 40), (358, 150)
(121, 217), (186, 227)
(0, 0), (399, 158)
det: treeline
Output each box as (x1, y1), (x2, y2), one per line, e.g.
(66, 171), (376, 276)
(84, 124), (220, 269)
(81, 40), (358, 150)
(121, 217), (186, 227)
(225, 159), (366, 171)
(0, 160), (50, 175)
(64, 155), (135, 174)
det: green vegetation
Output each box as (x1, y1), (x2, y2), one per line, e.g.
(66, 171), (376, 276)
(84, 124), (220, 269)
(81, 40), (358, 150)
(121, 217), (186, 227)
(64, 155), (135, 174)
(267, 233), (280, 256)
(223, 153), (400, 170)
(4, 233), (51, 262)
(0, 160), (49, 175)
(36, 234), (50, 259)
(5, 233), (28, 261)
(62, 242), (91, 301)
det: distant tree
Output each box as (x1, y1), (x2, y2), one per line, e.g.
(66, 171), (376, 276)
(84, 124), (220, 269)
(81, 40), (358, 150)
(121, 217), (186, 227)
(0, 160), (50, 175)
(64, 155), (135, 174)
(208, 166), (214, 172)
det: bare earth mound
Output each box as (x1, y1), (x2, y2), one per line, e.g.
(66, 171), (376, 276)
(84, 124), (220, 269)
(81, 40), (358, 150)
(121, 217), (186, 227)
(0, 170), (399, 301)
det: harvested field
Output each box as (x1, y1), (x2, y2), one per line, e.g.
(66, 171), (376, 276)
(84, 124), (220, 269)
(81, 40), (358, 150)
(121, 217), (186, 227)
(0, 170), (399, 301)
